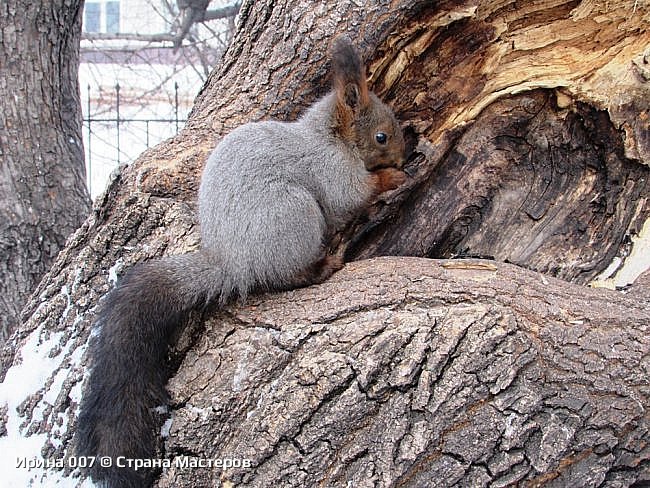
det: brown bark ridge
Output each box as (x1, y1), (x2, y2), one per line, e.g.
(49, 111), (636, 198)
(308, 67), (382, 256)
(0, 0), (649, 487)
(0, 0), (91, 341)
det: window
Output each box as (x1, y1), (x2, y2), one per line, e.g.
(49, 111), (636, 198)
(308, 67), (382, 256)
(84, 1), (120, 34)
(84, 2), (101, 33)
(105, 2), (120, 33)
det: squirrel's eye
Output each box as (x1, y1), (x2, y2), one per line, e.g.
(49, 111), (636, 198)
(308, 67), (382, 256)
(375, 132), (387, 145)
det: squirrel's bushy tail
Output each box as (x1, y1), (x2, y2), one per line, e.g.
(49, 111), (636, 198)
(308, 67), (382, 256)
(75, 250), (229, 487)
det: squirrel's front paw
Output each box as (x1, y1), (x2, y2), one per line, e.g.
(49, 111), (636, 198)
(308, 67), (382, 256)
(372, 167), (407, 193)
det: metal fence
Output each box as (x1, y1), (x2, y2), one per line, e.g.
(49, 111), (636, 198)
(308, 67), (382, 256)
(83, 83), (188, 197)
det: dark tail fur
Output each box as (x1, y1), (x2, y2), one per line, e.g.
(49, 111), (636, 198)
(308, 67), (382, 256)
(75, 250), (229, 487)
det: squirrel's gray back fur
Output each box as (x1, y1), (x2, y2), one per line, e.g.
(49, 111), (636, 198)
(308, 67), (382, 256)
(75, 37), (405, 488)
(199, 92), (377, 295)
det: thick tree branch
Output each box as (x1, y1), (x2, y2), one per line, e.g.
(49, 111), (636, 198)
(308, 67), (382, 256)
(161, 257), (650, 487)
(202, 4), (241, 22)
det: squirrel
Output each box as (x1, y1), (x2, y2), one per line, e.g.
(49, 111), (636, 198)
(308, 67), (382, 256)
(75, 37), (406, 487)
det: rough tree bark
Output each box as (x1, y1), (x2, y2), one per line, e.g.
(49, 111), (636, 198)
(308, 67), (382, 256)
(0, 0), (649, 487)
(164, 257), (650, 487)
(0, 0), (91, 341)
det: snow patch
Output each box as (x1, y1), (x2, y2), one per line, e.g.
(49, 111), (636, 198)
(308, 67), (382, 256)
(0, 323), (90, 486)
(107, 258), (124, 286)
(161, 417), (173, 438)
(614, 217), (650, 285)
(232, 361), (248, 392)
(186, 404), (211, 422)
(59, 285), (73, 324)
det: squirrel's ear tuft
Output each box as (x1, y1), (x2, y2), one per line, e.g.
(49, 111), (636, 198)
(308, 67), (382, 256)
(330, 36), (370, 113)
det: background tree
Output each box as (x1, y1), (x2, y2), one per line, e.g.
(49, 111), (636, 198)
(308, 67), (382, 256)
(0, 0), (91, 342)
(1, 0), (649, 486)
(173, 0), (241, 49)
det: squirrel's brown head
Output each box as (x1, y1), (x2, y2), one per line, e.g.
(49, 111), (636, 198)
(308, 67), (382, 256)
(330, 37), (406, 171)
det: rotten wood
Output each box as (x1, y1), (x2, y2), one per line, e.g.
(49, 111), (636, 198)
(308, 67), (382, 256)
(349, 90), (649, 284)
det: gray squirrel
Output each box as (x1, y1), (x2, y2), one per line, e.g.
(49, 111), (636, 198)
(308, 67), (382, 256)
(75, 37), (406, 487)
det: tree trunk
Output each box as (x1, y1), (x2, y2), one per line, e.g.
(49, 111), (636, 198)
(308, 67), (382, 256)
(1, 0), (649, 487)
(0, 0), (90, 341)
